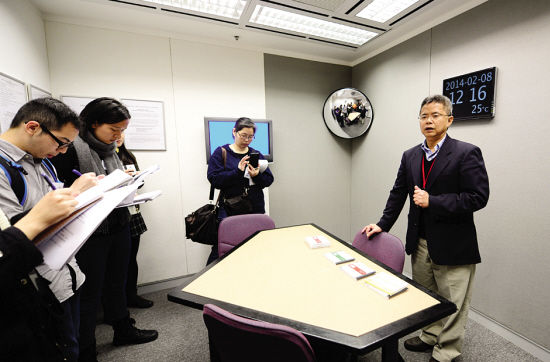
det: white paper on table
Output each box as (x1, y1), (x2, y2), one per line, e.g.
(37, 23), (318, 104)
(116, 190), (162, 208)
(38, 184), (138, 270)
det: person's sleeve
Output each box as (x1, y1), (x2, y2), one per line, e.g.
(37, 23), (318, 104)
(251, 153), (274, 188)
(377, 153), (409, 232)
(0, 172), (25, 219)
(207, 147), (244, 189)
(0, 227), (43, 288)
(50, 146), (79, 187)
(429, 146), (490, 216)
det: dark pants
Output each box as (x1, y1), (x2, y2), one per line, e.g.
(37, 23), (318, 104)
(206, 212), (226, 265)
(76, 226), (131, 351)
(207, 244), (218, 265)
(126, 235), (141, 298)
(59, 292), (81, 362)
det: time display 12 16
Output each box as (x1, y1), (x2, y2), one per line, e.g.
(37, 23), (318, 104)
(442, 67), (496, 120)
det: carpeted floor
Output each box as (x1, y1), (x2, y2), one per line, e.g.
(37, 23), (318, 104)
(95, 289), (542, 362)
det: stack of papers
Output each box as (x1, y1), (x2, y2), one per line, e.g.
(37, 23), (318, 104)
(130, 164), (160, 185)
(341, 262), (375, 280)
(305, 235), (331, 249)
(117, 190), (162, 208)
(33, 164), (162, 270)
(325, 251), (355, 264)
(364, 272), (408, 298)
(36, 184), (139, 269)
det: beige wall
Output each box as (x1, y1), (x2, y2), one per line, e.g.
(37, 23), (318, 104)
(264, 55), (353, 241)
(0, 0), (50, 91)
(45, 21), (266, 280)
(352, 0), (550, 349)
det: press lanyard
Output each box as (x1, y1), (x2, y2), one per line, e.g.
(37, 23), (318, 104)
(422, 157), (435, 189)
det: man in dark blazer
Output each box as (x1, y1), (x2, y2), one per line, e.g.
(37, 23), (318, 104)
(362, 95), (489, 362)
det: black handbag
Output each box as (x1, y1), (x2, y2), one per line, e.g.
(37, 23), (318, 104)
(185, 185), (220, 245)
(223, 188), (253, 216)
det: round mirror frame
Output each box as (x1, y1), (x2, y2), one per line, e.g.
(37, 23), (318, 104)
(322, 88), (374, 139)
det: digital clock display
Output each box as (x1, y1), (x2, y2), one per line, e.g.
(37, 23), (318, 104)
(442, 67), (496, 120)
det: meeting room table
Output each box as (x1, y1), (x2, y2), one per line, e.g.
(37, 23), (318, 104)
(168, 224), (456, 362)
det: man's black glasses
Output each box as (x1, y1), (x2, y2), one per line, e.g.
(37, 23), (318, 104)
(41, 125), (73, 150)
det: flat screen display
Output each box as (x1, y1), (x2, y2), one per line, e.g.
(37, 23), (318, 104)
(442, 67), (496, 121)
(204, 117), (273, 163)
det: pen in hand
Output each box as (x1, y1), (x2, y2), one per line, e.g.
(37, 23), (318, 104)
(42, 173), (57, 190)
(72, 169), (82, 177)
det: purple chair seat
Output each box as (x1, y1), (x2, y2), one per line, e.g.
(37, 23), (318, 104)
(352, 230), (405, 273)
(203, 304), (316, 362)
(218, 214), (275, 258)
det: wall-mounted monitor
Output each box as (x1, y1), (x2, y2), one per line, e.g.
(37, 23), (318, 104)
(204, 117), (273, 163)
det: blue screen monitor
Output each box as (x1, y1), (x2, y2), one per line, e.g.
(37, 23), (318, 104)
(204, 117), (273, 163)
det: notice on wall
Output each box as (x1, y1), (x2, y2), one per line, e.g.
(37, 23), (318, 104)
(29, 84), (52, 100)
(121, 99), (166, 150)
(60, 95), (95, 115)
(0, 72), (28, 133)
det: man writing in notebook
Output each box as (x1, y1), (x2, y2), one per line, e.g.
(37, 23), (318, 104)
(0, 97), (98, 361)
(362, 95), (489, 362)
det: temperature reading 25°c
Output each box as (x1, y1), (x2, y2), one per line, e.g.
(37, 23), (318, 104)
(442, 67), (496, 120)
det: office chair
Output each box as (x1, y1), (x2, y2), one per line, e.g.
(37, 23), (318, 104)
(352, 230), (405, 273)
(218, 214), (275, 258)
(203, 304), (316, 362)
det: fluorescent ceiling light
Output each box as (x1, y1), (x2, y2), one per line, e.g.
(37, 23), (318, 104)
(356, 0), (420, 23)
(144, 0), (247, 19)
(250, 5), (377, 46)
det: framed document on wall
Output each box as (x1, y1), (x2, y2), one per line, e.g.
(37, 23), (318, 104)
(0, 72), (28, 133)
(60, 95), (95, 115)
(121, 99), (166, 151)
(28, 84), (51, 100)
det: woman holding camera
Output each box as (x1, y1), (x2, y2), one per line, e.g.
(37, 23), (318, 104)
(206, 117), (274, 264)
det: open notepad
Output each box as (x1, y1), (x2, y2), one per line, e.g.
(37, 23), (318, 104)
(36, 184), (140, 269)
(117, 190), (162, 208)
(35, 165), (161, 270)
(73, 168), (132, 210)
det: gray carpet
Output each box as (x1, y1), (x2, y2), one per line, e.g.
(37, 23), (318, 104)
(95, 289), (542, 362)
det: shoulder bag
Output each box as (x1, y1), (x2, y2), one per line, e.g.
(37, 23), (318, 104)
(185, 185), (220, 245)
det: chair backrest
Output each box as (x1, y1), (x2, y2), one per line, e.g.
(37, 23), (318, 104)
(218, 214), (275, 258)
(203, 304), (316, 362)
(352, 230), (405, 273)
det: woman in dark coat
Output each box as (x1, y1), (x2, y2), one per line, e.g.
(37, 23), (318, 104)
(206, 117), (274, 263)
(52, 97), (157, 362)
(115, 133), (152, 308)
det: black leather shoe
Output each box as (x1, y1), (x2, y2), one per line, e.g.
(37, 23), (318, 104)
(113, 317), (158, 346)
(403, 336), (434, 352)
(127, 295), (154, 308)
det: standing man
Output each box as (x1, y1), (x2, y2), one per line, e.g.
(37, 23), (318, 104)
(362, 95), (489, 362)
(0, 97), (98, 361)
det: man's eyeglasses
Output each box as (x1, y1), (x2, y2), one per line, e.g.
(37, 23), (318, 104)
(41, 125), (73, 150)
(237, 132), (255, 141)
(418, 113), (451, 122)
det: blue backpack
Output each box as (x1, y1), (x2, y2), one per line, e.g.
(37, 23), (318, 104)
(0, 154), (58, 206)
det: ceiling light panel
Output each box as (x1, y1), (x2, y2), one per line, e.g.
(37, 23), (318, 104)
(356, 0), (420, 23)
(250, 5), (378, 46)
(143, 0), (247, 19)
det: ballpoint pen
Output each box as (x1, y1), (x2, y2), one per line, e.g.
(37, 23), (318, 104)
(42, 173), (57, 190)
